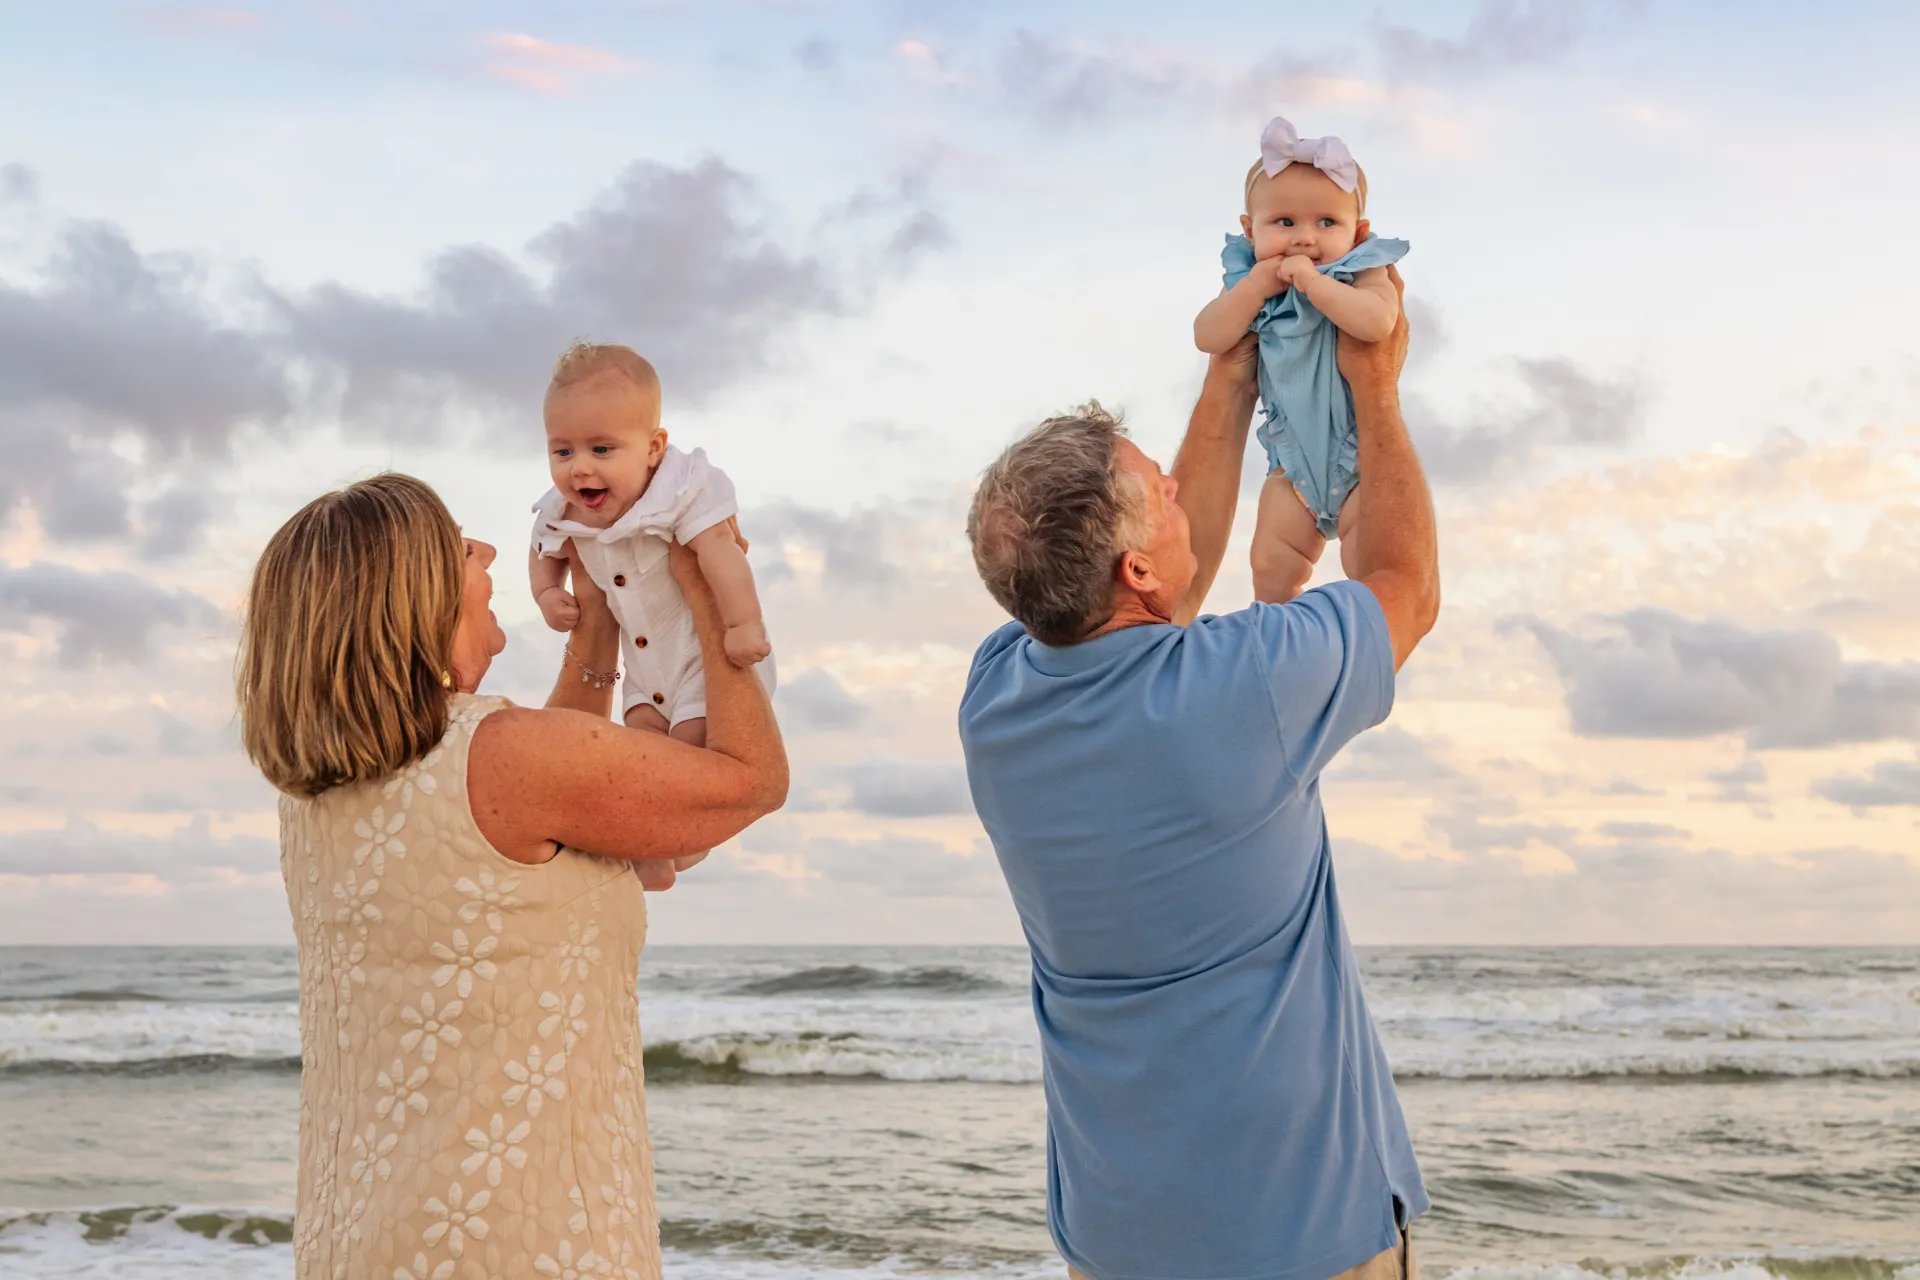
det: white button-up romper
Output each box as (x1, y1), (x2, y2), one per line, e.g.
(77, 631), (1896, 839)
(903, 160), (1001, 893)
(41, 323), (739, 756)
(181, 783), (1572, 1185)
(531, 445), (774, 726)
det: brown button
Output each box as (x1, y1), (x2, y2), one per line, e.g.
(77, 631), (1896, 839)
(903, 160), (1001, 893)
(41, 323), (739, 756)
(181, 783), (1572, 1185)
(613, 575), (626, 587)
(634, 636), (648, 649)
(652, 692), (664, 704)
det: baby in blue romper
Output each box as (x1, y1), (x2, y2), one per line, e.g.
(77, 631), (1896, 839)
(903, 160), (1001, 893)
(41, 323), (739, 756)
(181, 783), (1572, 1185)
(1195, 116), (1409, 603)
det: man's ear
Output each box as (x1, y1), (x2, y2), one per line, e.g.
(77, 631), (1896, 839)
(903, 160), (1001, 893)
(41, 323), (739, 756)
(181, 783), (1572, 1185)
(1354, 217), (1371, 245)
(1117, 549), (1158, 593)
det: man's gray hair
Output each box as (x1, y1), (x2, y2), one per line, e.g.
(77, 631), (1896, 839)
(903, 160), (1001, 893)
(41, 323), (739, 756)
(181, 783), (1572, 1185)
(967, 401), (1152, 645)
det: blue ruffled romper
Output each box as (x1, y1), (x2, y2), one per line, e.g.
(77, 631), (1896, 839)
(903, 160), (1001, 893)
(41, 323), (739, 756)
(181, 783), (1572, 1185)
(1221, 232), (1410, 537)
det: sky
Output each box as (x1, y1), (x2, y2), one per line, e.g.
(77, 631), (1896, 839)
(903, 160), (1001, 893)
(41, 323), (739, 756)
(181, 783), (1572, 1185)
(2, 0), (1918, 947)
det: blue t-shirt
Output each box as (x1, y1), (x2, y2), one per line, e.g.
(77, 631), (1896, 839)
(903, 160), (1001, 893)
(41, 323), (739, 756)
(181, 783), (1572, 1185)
(958, 582), (1428, 1280)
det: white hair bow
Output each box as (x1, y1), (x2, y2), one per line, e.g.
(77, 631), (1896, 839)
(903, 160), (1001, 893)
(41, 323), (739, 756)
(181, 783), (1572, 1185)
(1259, 116), (1359, 193)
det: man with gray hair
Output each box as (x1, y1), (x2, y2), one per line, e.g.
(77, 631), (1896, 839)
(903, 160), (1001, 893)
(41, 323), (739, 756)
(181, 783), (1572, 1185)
(960, 268), (1438, 1280)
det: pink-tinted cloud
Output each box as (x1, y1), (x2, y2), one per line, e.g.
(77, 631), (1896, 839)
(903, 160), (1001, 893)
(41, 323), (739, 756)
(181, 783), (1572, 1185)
(480, 32), (638, 95)
(139, 8), (262, 35)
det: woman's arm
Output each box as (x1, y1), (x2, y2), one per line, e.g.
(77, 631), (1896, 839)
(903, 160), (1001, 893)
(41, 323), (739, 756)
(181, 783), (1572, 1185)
(1195, 258), (1286, 353)
(1292, 264), (1398, 343)
(468, 543), (789, 865)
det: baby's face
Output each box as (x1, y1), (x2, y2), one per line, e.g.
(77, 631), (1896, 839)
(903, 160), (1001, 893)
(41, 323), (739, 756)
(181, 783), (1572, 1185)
(1242, 164), (1366, 265)
(543, 373), (667, 528)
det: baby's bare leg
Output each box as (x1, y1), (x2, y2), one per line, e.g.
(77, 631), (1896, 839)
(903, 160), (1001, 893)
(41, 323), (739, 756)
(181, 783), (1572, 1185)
(1251, 472), (1327, 604)
(1336, 477), (1365, 583)
(623, 704), (671, 735)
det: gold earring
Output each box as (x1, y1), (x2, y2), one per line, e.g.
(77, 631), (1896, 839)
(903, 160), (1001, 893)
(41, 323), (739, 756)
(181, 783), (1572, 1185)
(439, 669), (453, 689)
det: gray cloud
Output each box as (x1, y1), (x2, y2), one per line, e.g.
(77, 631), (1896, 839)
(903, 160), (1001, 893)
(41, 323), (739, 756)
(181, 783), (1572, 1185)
(1333, 726), (1460, 783)
(275, 157), (940, 438)
(754, 502), (909, 594)
(1813, 754), (1920, 809)
(776, 668), (870, 733)
(843, 756), (974, 818)
(0, 813), (278, 878)
(1412, 357), (1642, 485)
(1596, 820), (1688, 841)
(1427, 800), (1577, 855)
(1706, 757), (1769, 805)
(1373, 0), (1605, 82)
(1521, 609), (1920, 748)
(0, 561), (224, 666)
(0, 181), (290, 550)
(994, 30), (1200, 124)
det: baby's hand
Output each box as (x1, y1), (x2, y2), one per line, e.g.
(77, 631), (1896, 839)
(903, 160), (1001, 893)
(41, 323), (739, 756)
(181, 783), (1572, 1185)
(1278, 255), (1319, 291)
(723, 620), (771, 668)
(538, 586), (581, 632)
(1246, 255), (1291, 299)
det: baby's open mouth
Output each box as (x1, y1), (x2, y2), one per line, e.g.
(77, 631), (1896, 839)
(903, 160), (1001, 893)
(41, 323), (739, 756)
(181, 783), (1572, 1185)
(577, 487), (609, 509)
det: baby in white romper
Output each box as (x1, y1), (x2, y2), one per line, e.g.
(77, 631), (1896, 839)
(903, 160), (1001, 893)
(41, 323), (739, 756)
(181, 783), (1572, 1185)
(530, 342), (773, 754)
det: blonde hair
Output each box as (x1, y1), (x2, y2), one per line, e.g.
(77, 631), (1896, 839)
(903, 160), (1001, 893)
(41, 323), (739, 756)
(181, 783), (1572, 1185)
(1244, 160), (1369, 219)
(237, 473), (464, 798)
(549, 341), (661, 398)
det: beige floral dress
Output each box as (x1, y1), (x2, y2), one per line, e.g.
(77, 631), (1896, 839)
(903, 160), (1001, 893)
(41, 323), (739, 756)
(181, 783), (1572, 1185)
(280, 693), (660, 1280)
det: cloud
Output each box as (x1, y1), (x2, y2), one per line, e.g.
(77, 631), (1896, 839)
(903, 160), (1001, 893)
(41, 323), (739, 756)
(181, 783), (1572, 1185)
(0, 182), (290, 546)
(274, 157), (940, 438)
(1372, 0), (1605, 83)
(1813, 753), (1920, 809)
(793, 38), (838, 74)
(1333, 726), (1459, 783)
(843, 756), (974, 818)
(1338, 837), (1920, 946)
(480, 33), (639, 95)
(1412, 357), (1642, 485)
(0, 813), (276, 878)
(994, 30), (1205, 123)
(1522, 609), (1920, 748)
(754, 501), (911, 595)
(137, 8), (262, 36)
(0, 561), (224, 666)
(1706, 757), (1768, 805)
(776, 668), (870, 732)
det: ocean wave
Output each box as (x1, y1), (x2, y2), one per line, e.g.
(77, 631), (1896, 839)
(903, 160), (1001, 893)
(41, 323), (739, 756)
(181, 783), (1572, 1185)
(728, 964), (1015, 997)
(1, 1209), (1915, 1280)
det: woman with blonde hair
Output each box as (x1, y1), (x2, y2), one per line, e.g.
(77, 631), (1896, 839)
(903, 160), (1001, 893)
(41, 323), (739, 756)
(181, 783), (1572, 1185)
(237, 472), (786, 1280)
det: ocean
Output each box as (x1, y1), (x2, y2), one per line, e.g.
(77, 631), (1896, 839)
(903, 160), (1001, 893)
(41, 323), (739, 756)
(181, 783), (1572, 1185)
(1, 945), (1915, 1279)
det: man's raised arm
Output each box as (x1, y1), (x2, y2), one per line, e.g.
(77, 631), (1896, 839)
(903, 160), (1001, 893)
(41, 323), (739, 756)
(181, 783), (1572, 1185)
(1338, 266), (1440, 669)
(1171, 335), (1259, 625)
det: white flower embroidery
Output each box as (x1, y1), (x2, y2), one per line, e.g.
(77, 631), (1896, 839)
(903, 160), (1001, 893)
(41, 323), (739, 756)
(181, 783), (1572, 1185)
(501, 1044), (568, 1116)
(374, 1059), (430, 1128)
(430, 929), (498, 999)
(348, 1124), (397, 1188)
(381, 746), (443, 810)
(332, 871), (381, 929)
(461, 1112), (530, 1187)
(567, 1183), (588, 1235)
(456, 868), (522, 934)
(351, 806), (407, 873)
(557, 918), (601, 981)
(534, 1240), (611, 1279)
(421, 1182), (491, 1258)
(399, 993), (464, 1063)
(538, 990), (588, 1046)
(395, 1254), (454, 1280)
(601, 1162), (641, 1230)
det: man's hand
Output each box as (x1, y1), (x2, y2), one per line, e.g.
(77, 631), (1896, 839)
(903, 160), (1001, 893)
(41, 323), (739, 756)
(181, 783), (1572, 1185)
(1335, 265), (1409, 397)
(1208, 332), (1259, 398)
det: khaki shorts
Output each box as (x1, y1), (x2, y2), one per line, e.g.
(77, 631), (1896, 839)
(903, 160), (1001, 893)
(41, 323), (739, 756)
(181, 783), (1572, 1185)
(1067, 1230), (1417, 1280)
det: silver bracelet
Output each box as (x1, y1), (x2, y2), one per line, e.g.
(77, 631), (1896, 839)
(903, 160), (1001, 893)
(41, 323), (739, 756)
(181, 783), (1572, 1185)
(563, 643), (619, 689)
